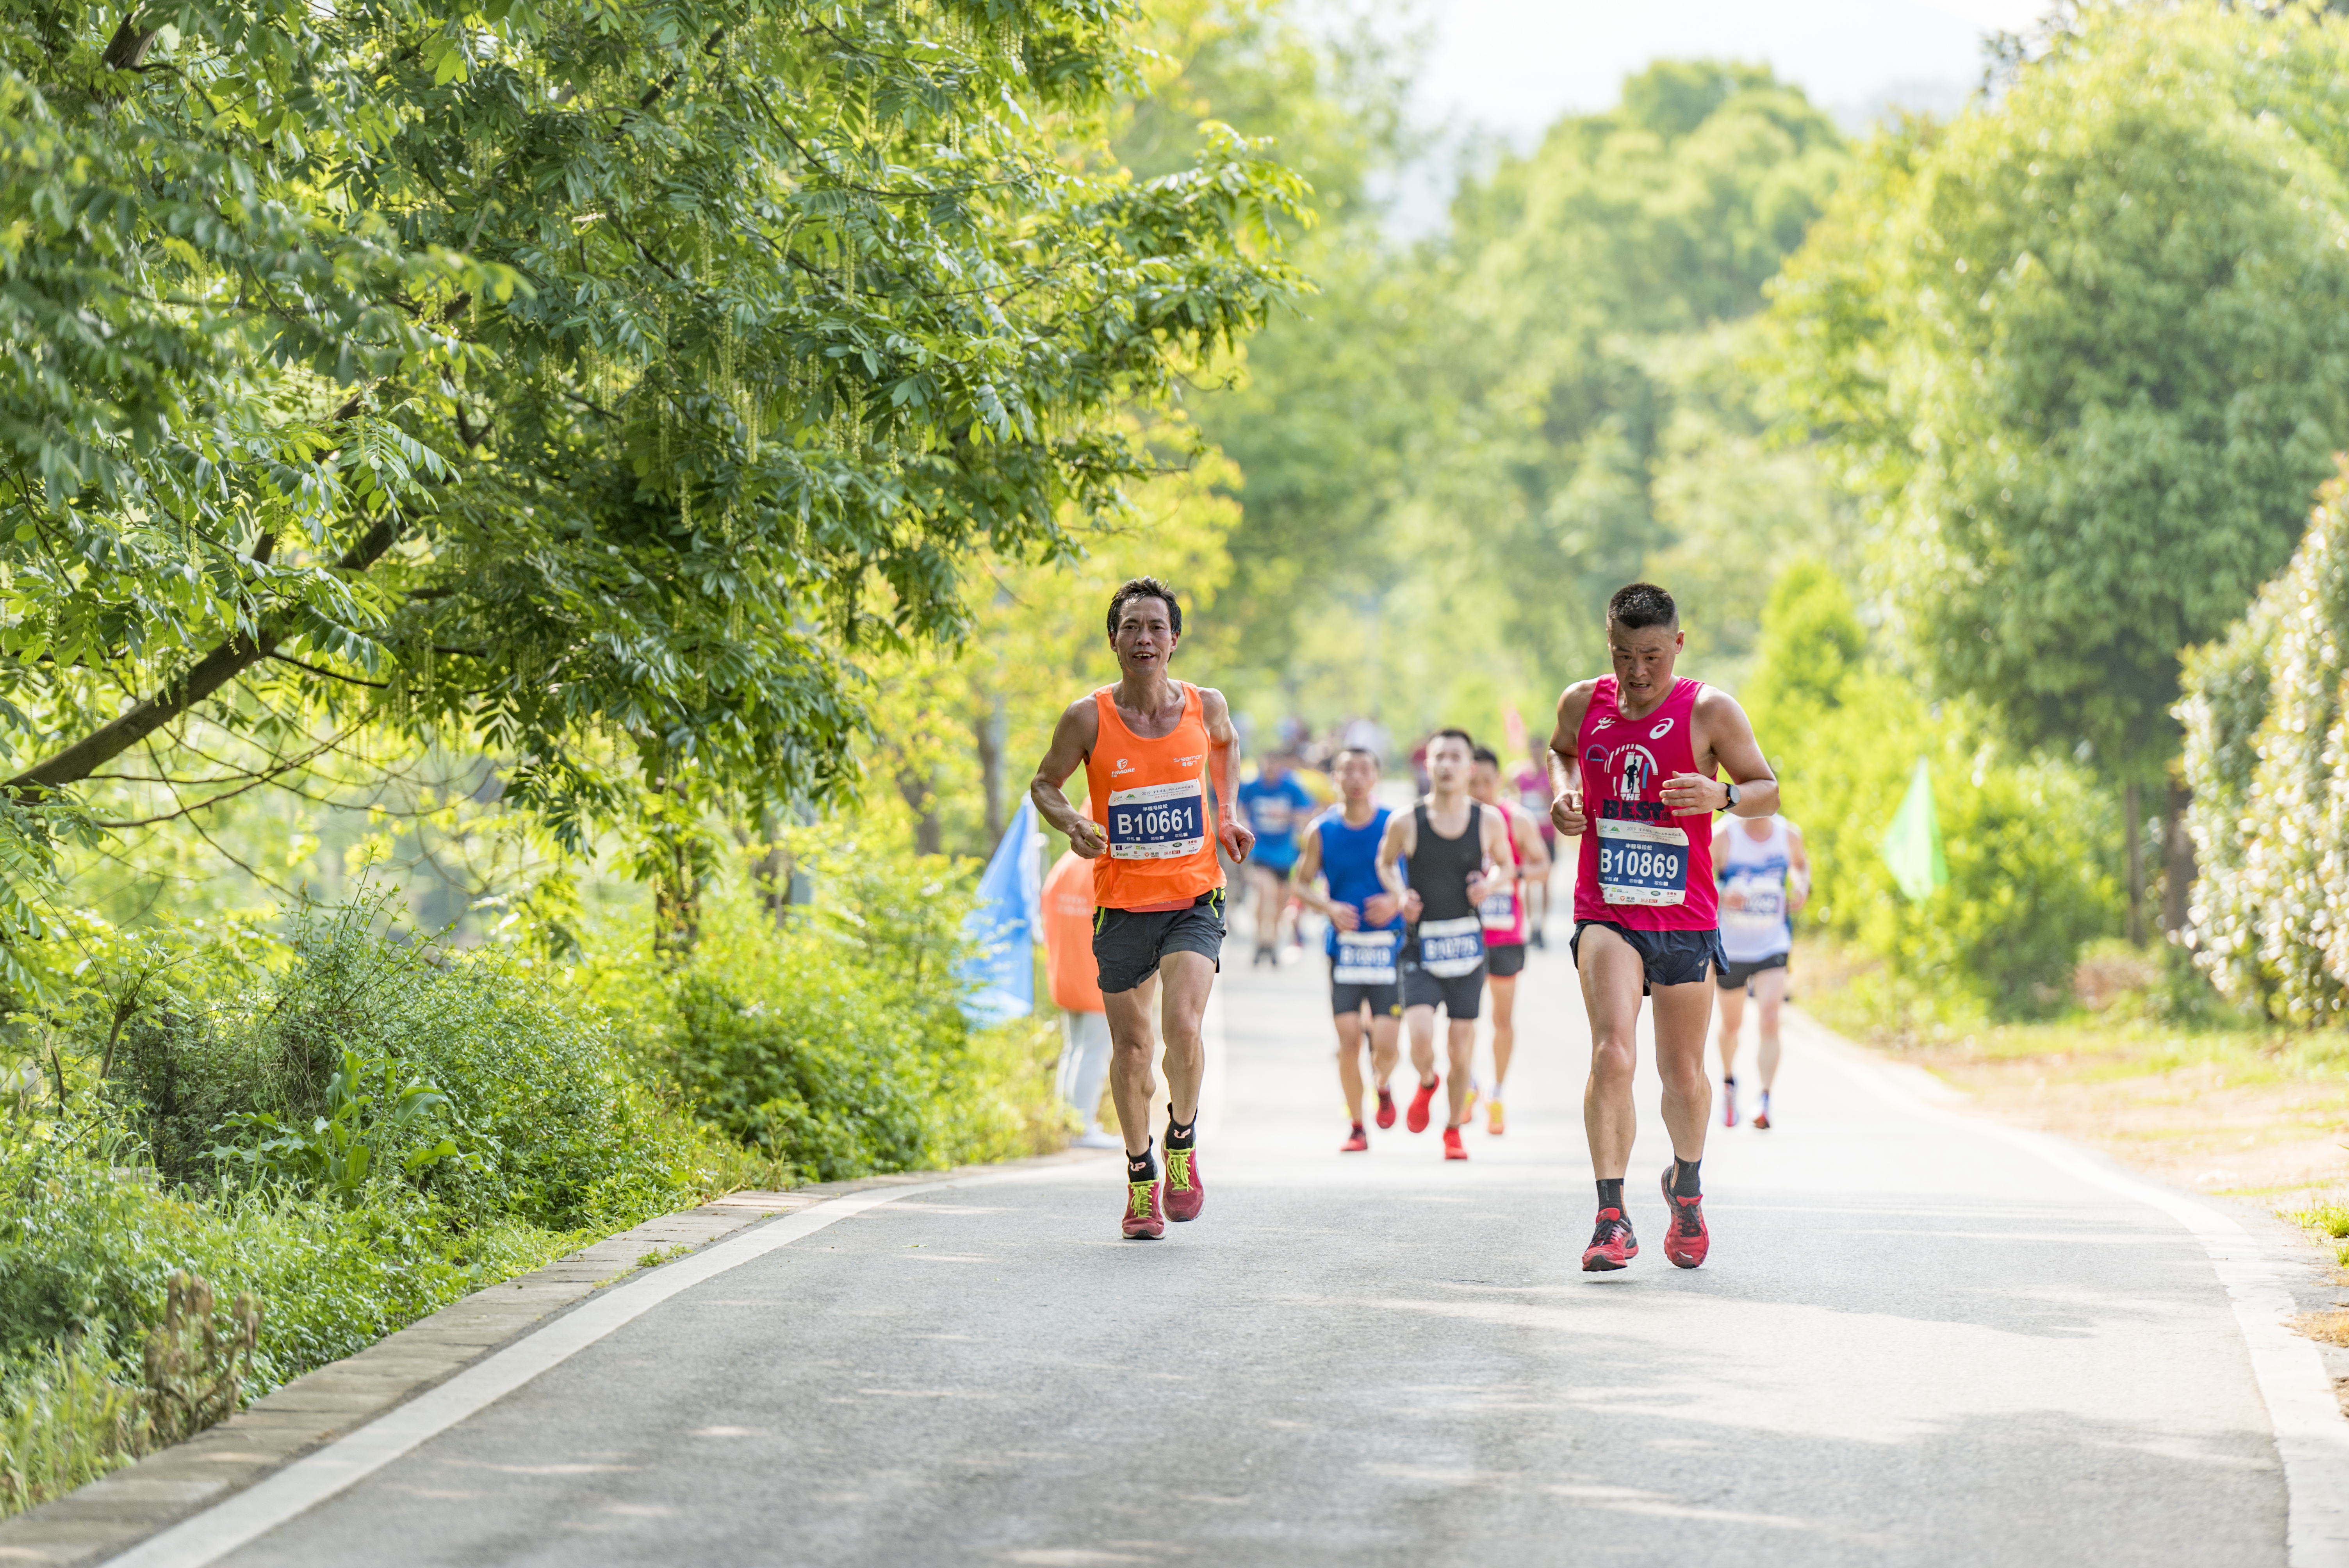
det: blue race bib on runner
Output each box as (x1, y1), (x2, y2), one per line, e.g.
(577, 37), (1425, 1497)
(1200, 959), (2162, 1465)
(1416, 915), (1486, 977)
(1333, 929), (1401, 985)
(1106, 779), (1207, 861)
(1595, 818), (1689, 907)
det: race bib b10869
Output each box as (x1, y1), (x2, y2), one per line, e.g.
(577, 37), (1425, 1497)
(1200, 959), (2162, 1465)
(1595, 817), (1689, 907)
(1106, 779), (1207, 861)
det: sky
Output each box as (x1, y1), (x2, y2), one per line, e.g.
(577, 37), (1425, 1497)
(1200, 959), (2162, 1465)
(1401, 0), (2054, 144)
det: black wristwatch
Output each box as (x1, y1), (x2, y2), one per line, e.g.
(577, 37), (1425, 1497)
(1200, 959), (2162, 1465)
(1720, 781), (1741, 812)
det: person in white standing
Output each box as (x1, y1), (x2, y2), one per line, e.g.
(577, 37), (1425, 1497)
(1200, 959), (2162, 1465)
(1712, 813), (1808, 1130)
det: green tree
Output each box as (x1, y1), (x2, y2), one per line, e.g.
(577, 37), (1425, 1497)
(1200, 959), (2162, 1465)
(0, 0), (1305, 961)
(1769, 3), (2349, 934)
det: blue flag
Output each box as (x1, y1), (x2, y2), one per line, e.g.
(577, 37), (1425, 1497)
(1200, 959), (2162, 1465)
(961, 800), (1044, 1026)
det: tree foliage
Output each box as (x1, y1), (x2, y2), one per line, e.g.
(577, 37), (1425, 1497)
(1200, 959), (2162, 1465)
(1769, 2), (2349, 779)
(0, 0), (1305, 951)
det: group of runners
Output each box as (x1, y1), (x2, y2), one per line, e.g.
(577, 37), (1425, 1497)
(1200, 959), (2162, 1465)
(1028, 576), (1805, 1269)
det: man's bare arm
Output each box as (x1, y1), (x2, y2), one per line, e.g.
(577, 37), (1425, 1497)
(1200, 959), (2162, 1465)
(1466, 805), (1515, 905)
(1375, 809), (1415, 900)
(1662, 688), (1779, 818)
(1547, 681), (1596, 836)
(1786, 821), (1812, 913)
(1199, 686), (1255, 862)
(1290, 820), (1353, 927)
(1512, 803), (1552, 880)
(1028, 698), (1106, 857)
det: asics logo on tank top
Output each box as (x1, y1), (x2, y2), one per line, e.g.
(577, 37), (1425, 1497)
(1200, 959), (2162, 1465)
(1649, 718), (1674, 739)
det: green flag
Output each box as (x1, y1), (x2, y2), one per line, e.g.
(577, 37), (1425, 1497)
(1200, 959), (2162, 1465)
(1881, 756), (1948, 902)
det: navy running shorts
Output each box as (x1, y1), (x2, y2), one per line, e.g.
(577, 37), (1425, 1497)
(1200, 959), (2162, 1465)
(1330, 962), (1402, 1018)
(1094, 890), (1226, 995)
(1486, 941), (1527, 978)
(1401, 958), (1485, 1019)
(1570, 920), (1727, 995)
(1716, 951), (1790, 991)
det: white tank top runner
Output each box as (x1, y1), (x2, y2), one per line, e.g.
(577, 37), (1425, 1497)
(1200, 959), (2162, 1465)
(1719, 816), (1794, 964)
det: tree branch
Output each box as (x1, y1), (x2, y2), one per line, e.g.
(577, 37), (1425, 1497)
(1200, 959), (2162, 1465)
(6, 517), (400, 798)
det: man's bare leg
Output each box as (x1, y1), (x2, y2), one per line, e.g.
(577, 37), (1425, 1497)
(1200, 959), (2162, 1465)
(1248, 865), (1282, 952)
(1751, 966), (1787, 1121)
(1580, 926), (1650, 1178)
(1335, 1007), (1366, 1121)
(1105, 953), (1212, 1155)
(1368, 1010), (1401, 1094)
(1488, 972), (1518, 1092)
(1650, 979), (1714, 1165)
(1444, 1017), (1477, 1127)
(1715, 980), (1747, 1085)
(1404, 1003), (1438, 1089)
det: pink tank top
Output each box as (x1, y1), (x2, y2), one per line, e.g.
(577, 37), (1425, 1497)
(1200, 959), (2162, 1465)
(1478, 805), (1528, 945)
(1572, 676), (1720, 932)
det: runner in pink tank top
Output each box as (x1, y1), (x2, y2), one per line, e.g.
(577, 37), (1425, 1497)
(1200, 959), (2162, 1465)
(1544, 583), (1780, 1275)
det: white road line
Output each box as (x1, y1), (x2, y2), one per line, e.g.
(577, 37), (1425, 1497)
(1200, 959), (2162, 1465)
(1790, 1012), (2349, 1568)
(107, 1165), (1091, 1568)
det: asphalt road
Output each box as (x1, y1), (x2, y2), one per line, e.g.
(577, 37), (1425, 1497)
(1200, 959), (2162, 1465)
(187, 937), (2296, 1567)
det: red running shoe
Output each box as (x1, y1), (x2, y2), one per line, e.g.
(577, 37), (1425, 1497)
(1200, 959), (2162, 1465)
(1406, 1076), (1439, 1134)
(1751, 1109), (1772, 1130)
(1659, 1167), (1709, 1269)
(1442, 1125), (1468, 1161)
(1374, 1086), (1397, 1130)
(1122, 1178), (1164, 1240)
(1722, 1079), (1738, 1129)
(1581, 1207), (1637, 1271)
(1341, 1124), (1369, 1153)
(1164, 1145), (1204, 1222)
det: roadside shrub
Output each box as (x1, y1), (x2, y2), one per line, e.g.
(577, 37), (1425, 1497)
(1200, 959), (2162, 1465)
(1746, 561), (2122, 1019)
(587, 823), (1066, 1181)
(107, 891), (702, 1230)
(2179, 467), (2349, 1023)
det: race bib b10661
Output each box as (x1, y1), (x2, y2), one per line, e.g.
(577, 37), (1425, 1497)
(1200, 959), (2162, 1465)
(1106, 779), (1207, 861)
(1595, 818), (1689, 907)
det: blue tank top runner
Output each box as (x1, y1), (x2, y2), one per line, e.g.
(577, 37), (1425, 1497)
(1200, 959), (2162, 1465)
(1314, 806), (1403, 960)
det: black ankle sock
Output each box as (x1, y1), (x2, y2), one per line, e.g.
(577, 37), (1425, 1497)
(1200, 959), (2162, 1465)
(1127, 1141), (1157, 1181)
(1672, 1157), (1702, 1198)
(1596, 1177), (1625, 1213)
(1165, 1112), (1196, 1151)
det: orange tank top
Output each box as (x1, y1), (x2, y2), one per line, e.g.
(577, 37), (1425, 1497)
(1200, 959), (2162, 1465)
(1084, 682), (1224, 911)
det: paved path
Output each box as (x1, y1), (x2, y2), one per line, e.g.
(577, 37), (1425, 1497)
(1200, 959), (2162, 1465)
(135, 941), (2328, 1565)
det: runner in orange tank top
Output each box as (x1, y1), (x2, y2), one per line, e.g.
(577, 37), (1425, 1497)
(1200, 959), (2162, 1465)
(1029, 576), (1253, 1240)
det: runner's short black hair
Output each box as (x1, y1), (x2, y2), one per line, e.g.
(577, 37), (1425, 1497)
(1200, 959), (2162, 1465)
(1107, 576), (1182, 638)
(1430, 727), (1475, 752)
(1335, 745), (1381, 769)
(1470, 745), (1500, 768)
(1607, 581), (1678, 631)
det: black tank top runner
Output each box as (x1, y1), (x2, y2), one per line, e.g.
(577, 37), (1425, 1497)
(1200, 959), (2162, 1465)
(1409, 802), (1483, 924)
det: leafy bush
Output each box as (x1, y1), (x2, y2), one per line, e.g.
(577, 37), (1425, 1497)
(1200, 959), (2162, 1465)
(2179, 467), (2349, 1024)
(1746, 561), (2122, 1020)
(107, 891), (703, 1231)
(586, 824), (1068, 1181)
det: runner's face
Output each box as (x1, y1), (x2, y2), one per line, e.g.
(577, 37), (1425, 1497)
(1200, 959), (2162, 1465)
(1335, 752), (1378, 801)
(1469, 760), (1499, 802)
(1428, 737), (1471, 789)
(1608, 621), (1683, 705)
(1110, 596), (1178, 678)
